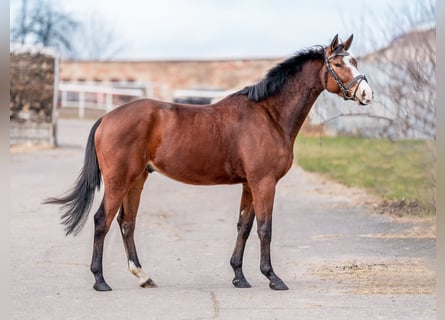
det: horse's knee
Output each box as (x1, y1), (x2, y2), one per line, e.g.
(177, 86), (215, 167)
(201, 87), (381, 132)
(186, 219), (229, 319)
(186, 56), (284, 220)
(257, 223), (271, 242)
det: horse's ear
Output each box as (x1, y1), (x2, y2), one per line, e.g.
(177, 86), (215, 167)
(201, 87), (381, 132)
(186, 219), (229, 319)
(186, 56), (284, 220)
(343, 34), (353, 51)
(329, 34), (339, 51)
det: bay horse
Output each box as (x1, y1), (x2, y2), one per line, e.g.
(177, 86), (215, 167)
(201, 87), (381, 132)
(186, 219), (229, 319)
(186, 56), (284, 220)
(45, 34), (373, 291)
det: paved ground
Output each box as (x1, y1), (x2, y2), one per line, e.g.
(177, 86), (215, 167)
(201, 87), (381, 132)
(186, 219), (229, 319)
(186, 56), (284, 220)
(10, 119), (435, 319)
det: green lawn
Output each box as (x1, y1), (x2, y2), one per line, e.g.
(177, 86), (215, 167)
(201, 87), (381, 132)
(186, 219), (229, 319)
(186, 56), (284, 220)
(294, 136), (436, 215)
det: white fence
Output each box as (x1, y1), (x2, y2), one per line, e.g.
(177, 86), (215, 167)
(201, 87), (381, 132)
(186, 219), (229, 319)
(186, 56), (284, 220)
(58, 83), (146, 118)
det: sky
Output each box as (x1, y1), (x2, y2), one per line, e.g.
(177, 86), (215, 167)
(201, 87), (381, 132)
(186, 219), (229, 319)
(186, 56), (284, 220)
(10, 0), (414, 60)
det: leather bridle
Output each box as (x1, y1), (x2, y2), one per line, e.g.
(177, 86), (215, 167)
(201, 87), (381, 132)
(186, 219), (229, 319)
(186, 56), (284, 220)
(320, 46), (368, 101)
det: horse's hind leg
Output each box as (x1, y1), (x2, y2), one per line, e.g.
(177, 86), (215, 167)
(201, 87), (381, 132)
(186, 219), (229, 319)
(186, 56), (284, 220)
(230, 183), (255, 288)
(91, 192), (124, 291)
(90, 167), (143, 291)
(117, 170), (157, 288)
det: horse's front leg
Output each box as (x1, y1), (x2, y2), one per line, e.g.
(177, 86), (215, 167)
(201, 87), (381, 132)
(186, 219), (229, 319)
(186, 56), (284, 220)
(250, 177), (289, 290)
(230, 183), (255, 288)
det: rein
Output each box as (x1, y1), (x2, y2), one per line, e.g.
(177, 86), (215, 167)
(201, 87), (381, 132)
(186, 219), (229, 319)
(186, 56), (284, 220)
(319, 45), (368, 101)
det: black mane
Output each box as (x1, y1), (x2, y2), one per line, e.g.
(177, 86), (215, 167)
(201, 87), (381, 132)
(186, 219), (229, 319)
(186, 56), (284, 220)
(234, 46), (324, 102)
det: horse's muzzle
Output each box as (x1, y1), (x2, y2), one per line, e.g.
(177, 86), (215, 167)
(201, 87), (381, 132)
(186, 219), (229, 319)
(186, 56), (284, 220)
(354, 80), (373, 105)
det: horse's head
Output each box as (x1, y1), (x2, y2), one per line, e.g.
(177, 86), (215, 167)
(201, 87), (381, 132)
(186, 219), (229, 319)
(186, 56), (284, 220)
(320, 34), (373, 105)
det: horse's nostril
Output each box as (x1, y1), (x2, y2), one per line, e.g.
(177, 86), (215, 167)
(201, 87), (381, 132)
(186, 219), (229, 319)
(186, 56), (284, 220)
(362, 90), (366, 98)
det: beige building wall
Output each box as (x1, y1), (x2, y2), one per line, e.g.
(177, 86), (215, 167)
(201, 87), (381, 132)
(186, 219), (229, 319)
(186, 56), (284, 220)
(59, 58), (283, 101)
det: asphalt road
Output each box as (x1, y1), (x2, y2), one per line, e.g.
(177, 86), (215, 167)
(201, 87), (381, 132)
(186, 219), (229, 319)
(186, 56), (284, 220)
(10, 119), (435, 319)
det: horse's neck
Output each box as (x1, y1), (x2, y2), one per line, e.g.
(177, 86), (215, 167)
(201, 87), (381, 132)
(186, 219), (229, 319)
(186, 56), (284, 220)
(267, 60), (324, 141)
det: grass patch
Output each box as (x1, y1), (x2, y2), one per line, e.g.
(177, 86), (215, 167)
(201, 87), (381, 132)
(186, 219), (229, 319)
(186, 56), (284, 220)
(294, 136), (435, 216)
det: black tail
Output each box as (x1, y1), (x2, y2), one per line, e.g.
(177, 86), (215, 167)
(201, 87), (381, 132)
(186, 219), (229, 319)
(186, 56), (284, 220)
(44, 118), (103, 236)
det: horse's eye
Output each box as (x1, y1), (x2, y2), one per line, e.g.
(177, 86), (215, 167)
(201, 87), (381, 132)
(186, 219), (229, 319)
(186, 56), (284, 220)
(334, 63), (341, 68)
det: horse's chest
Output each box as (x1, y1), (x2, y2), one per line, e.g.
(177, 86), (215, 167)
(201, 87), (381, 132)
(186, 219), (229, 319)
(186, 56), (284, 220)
(237, 141), (293, 180)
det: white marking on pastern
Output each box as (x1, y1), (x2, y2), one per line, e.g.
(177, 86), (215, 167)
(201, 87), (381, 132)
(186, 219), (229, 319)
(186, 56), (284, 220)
(129, 260), (150, 285)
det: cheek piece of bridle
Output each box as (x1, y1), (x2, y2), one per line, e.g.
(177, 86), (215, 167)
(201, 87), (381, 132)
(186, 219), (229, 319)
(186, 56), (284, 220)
(320, 45), (368, 101)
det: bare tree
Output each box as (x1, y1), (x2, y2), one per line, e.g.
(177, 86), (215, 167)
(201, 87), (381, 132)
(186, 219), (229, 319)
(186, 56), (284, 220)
(368, 2), (436, 209)
(315, 0), (436, 140)
(368, 1), (435, 140)
(71, 12), (125, 61)
(11, 0), (30, 44)
(11, 1), (124, 60)
(11, 0), (79, 56)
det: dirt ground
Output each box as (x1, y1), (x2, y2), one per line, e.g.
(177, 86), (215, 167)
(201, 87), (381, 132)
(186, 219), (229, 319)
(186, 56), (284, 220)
(311, 259), (434, 295)
(286, 169), (435, 297)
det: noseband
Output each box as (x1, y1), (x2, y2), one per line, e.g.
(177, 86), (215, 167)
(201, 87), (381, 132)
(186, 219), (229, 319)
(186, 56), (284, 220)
(320, 46), (368, 101)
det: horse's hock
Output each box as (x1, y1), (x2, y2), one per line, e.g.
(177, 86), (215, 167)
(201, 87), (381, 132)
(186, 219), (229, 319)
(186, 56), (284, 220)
(10, 46), (59, 146)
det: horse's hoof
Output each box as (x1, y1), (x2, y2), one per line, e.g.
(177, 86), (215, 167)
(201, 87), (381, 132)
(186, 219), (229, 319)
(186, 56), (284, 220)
(232, 278), (252, 288)
(269, 279), (289, 290)
(93, 282), (112, 291)
(140, 278), (157, 288)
